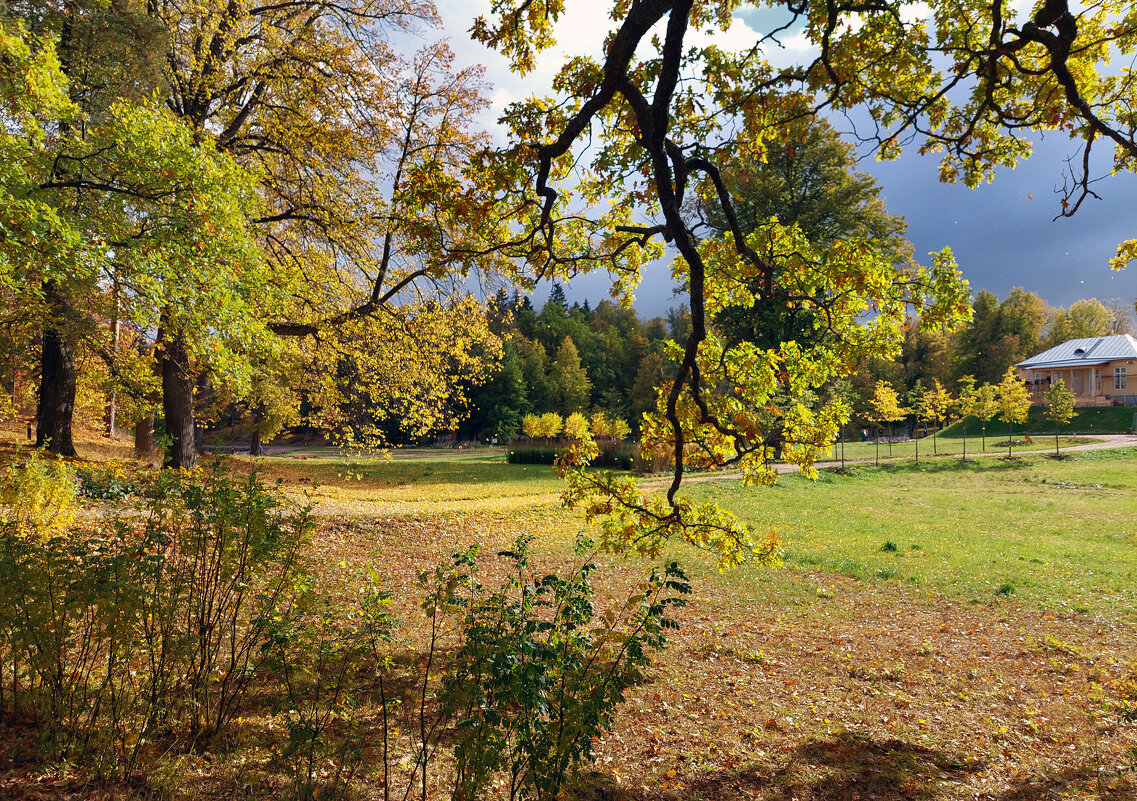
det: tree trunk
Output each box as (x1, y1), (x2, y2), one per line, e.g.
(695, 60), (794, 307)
(134, 412), (154, 461)
(249, 428), (262, 456)
(160, 331), (197, 469)
(36, 284), (78, 457)
(105, 314), (120, 439)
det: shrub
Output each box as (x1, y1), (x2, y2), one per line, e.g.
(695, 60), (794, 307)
(433, 537), (689, 799)
(507, 444), (635, 469)
(74, 460), (142, 500)
(0, 450), (76, 538)
(508, 446), (560, 465)
(0, 461), (311, 775)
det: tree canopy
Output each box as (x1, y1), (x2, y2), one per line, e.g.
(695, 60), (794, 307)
(467, 0), (1137, 564)
(4, 0), (506, 465)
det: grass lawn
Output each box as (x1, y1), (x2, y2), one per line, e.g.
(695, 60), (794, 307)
(252, 444), (1137, 800)
(4, 437), (1137, 800)
(826, 432), (1097, 463)
(940, 405), (1137, 437)
(682, 448), (1137, 619)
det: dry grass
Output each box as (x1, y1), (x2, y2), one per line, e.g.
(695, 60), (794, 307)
(1, 437), (1135, 800)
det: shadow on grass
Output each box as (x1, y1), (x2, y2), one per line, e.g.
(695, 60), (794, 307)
(578, 734), (983, 800)
(995, 763), (1135, 801)
(291, 459), (562, 488)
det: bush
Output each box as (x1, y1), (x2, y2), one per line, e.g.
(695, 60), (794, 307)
(507, 443), (635, 469)
(432, 537), (689, 799)
(0, 450), (77, 538)
(507, 445), (560, 465)
(74, 460), (142, 500)
(0, 462), (685, 798)
(0, 461), (312, 775)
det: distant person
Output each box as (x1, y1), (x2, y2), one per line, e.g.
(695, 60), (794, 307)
(861, 428), (868, 442)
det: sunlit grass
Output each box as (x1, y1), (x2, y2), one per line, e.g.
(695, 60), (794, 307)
(681, 447), (1137, 619)
(247, 444), (1137, 620)
(243, 447), (570, 519)
(823, 432), (1098, 463)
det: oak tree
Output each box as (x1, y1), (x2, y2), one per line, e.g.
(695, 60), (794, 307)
(473, 0), (1136, 564)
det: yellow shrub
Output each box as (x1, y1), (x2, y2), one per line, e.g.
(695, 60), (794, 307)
(0, 451), (77, 538)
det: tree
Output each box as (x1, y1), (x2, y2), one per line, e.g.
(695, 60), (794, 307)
(907, 381), (928, 464)
(564, 412), (590, 440)
(2, 1), (271, 459)
(902, 324), (954, 391)
(1043, 379), (1077, 457)
(996, 367), (1032, 458)
(461, 341), (530, 443)
(1103, 299), (1134, 335)
(1045, 298), (1114, 346)
(952, 289), (1049, 384)
(538, 412), (563, 444)
(954, 376), (979, 461)
(0, 13), (83, 455)
(627, 349), (670, 428)
(974, 384), (1000, 454)
(549, 337), (592, 415)
(692, 115), (918, 459)
(305, 300), (499, 450)
(590, 411), (615, 440)
(522, 413), (542, 442)
(829, 378), (856, 470)
(478, 0), (1130, 562)
(868, 381), (907, 465)
(702, 116), (910, 255)
(134, 0), (504, 466)
(609, 417), (631, 442)
(516, 338), (554, 414)
(926, 379), (953, 457)
(698, 115), (913, 368)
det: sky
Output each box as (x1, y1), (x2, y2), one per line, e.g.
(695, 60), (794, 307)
(431, 0), (1137, 319)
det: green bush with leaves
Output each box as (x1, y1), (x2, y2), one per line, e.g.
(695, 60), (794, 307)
(0, 461), (312, 775)
(0, 461), (686, 798)
(74, 460), (142, 500)
(436, 537), (689, 800)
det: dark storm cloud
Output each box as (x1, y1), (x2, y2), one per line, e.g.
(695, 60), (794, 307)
(862, 136), (1137, 311)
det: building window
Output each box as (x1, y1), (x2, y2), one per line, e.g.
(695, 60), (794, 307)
(1115, 367), (1128, 391)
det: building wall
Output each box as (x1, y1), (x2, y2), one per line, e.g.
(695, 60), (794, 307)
(1020, 358), (1137, 405)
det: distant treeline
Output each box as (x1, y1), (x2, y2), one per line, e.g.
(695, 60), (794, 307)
(459, 287), (1133, 443)
(455, 286), (685, 442)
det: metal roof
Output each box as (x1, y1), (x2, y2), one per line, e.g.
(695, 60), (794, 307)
(1017, 334), (1137, 369)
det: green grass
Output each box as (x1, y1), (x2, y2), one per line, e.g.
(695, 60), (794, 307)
(828, 432), (1095, 463)
(257, 444), (1137, 621)
(941, 405), (1137, 437)
(683, 447), (1137, 618)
